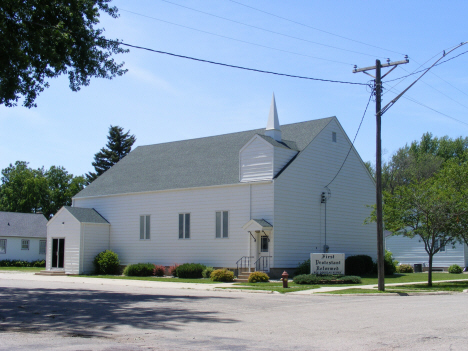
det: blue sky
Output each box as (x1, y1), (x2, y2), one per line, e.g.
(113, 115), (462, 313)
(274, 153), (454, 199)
(1, 0), (467, 177)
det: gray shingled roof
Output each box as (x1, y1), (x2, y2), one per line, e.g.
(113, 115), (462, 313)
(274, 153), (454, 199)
(64, 206), (109, 224)
(0, 211), (47, 238)
(252, 219), (273, 228)
(75, 117), (334, 198)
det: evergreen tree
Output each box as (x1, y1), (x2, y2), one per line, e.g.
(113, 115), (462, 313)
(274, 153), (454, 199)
(86, 126), (136, 183)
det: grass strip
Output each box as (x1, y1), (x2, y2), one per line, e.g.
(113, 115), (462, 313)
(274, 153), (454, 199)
(0, 267), (43, 272)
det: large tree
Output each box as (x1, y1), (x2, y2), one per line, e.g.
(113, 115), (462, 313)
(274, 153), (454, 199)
(0, 161), (86, 218)
(371, 133), (468, 193)
(382, 160), (468, 286)
(0, 161), (47, 213)
(86, 125), (136, 183)
(1, 0), (128, 108)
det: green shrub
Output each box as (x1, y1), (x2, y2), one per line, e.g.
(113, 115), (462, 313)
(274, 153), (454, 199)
(248, 271), (269, 283)
(210, 269), (234, 282)
(0, 259), (45, 268)
(93, 250), (120, 275)
(175, 263), (206, 278)
(123, 263), (155, 276)
(384, 250), (398, 275)
(448, 264), (463, 274)
(396, 264), (414, 273)
(202, 267), (214, 278)
(295, 259), (310, 276)
(293, 274), (362, 285)
(345, 255), (374, 276)
(153, 265), (166, 277)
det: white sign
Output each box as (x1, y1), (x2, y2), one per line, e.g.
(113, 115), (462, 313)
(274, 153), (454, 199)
(310, 253), (345, 275)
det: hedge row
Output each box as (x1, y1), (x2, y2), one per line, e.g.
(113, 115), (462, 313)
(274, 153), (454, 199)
(0, 259), (45, 267)
(293, 274), (362, 285)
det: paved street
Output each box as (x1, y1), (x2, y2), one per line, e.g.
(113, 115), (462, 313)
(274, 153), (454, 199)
(0, 272), (467, 350)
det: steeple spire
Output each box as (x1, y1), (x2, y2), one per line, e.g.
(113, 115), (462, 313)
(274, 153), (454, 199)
(265, 93), (282, 141)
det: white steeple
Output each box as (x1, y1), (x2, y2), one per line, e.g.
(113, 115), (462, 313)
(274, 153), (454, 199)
(265, 93), (282, 141)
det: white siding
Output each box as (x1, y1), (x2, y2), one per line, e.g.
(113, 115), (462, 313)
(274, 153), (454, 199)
(273, 118), (377, 267)
(240, 137), (273, 182)
(46, 209), (81, 274)
(386, 235), (467, 267)
(74, 182), (273, 268)
(273, 147), (297, 176)
(0, 237), (46, 261)
(82, 223), (110, 274)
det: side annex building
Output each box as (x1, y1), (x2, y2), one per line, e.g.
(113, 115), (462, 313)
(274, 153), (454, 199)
(46, 97), (377, 277)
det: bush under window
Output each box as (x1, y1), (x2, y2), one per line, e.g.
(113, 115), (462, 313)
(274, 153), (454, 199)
(175, 263), (206, 278)
(93, 250), (120, 275)
(210, 269), (234, 282)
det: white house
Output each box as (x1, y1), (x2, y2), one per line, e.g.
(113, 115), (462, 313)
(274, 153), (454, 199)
(0, 211), (47, 261)
(46, 96), (377, 277)
(386, 234), (468, 271)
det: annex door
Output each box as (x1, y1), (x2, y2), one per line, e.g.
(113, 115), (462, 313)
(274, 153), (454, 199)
(52, 238), (65, 269)
(257, 235), (271, 272)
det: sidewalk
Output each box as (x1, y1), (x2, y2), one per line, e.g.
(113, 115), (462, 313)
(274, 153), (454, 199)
(0, 271), (237, 291)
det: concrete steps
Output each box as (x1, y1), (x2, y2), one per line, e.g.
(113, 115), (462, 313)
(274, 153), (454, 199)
(35, 270), (67, 276)
(234, 269), (255, 282)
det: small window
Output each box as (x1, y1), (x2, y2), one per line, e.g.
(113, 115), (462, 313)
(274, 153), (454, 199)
(260, 236), (269, 252)
(435, 239), (445, 252)
(21, 239), (29, 250)
(39, 240), (46, 255)
(140, 215), (150, 240)
(216, 211), (229, 238)
(0, 239), (6, 254)
(332, 132), (337, 142)
(179, 213), (190, 239)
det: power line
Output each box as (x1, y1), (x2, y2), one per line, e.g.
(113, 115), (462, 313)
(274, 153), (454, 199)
(109, 39), (370, 86)
(29, 20), (369, 86)
(227, 0), (406, 57)
(325, 89), (374, 187)
(385, 49), (468, 83)
(383, 83), (468, 127)
(119, 9), (353, 65)
(152, 1), (383, 59)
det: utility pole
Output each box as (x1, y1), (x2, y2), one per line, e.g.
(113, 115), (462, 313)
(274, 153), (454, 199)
(353, 57), (409, 291)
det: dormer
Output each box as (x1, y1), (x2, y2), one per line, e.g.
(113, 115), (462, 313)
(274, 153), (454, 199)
(239, 95), (299, 182)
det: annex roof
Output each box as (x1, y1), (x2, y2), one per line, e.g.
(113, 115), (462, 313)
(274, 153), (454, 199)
(75, 117), (334, 198)
(63, 207), (109, 224)
(0, 211), (47, 238)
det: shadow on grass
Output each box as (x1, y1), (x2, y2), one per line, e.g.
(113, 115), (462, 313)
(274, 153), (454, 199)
(0, 287), (238, 336)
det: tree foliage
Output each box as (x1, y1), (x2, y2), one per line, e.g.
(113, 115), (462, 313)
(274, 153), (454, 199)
(1, 0), (128, 108)
(86, 125), (136, 183)
(382, 160), (468, 286)
(0, 161), (85, 218)
(381, 133), (468, 193)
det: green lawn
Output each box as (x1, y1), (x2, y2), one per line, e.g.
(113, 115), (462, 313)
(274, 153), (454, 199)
(0, 267), (43, 272)
(359, 273), (468, 285)
(86, 275), (223, 284)
(324, 280), (468, 294)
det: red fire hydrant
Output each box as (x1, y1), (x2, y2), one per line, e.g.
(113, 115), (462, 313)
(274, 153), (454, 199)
(281, 271), (289, 288)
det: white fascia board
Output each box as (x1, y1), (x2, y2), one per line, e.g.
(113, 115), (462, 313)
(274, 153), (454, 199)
(72, 180), (273, 201)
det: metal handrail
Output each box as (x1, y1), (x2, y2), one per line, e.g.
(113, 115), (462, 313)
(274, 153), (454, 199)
(236, 256), (254, 273)
(254, 256), (272, 272)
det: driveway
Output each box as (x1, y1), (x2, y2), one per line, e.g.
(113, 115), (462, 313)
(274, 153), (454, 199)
(1, 272), (467, 350)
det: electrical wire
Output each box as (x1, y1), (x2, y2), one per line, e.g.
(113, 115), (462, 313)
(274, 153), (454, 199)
(383, 83), (468, 127)
(325, 89), (374, 187)
(107, 39), (370, 86)
(227, 0), (406, 57)
(28, 20), (370, 86)
(385, 49), (468, 83)
(119, 9), (353, 65)
(150, 1), (383, 59)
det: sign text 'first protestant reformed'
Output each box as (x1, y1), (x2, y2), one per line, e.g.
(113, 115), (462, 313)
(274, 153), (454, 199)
(310, 253), (345, 275)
